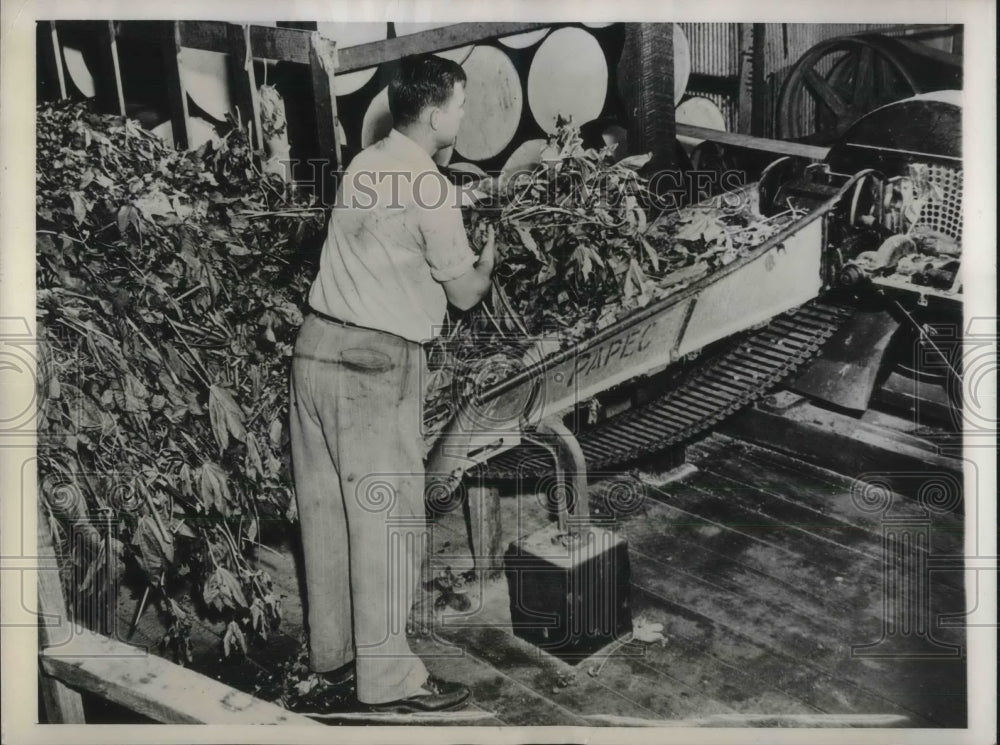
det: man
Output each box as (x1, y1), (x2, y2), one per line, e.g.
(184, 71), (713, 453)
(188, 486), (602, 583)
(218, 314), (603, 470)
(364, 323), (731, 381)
(288, 55), (496, 713)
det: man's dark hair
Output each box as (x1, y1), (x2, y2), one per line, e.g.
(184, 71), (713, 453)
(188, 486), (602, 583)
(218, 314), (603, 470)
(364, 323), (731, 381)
(388, 54), (467, 127)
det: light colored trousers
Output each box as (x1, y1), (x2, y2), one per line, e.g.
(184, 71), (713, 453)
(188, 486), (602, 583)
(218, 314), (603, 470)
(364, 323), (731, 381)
(289, 313), (429, 705)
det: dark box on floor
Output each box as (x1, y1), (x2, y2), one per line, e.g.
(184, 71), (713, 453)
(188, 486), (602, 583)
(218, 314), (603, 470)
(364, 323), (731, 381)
(504, 523), (631, 664)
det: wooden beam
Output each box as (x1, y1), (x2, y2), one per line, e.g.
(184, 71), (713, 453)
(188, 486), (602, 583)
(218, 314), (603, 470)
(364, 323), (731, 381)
(86, 21), (126, 116)
(737, 24), (754, 134)
(309, 32), (342, 182)
(617, 23), (676, 169)
(248, 24), (316, 65)
(37, 507), (86, 724)
(336, 22), (551, 74)
(117, 21), (317, 64)
(750, 24), (766, 137)
(119, 21), (553, 74)
(227, 24), (263, 150)
(40, 624), (321, 725)
(159, 22), (190, 150)
(42, 21), (68, 100)
(676, 123), (829, 160)
(737, 25), (766, 136)
(721, 396), (963, 499)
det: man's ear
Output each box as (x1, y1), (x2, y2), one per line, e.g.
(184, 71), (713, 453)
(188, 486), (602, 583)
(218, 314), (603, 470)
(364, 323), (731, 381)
(427, 107), (441, 132)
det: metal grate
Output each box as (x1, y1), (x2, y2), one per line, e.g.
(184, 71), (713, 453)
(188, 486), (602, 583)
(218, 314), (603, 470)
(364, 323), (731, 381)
(919, 164), (963, 243)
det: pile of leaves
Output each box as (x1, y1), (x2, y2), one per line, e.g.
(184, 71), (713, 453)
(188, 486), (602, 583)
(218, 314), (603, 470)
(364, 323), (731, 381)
(422, 119), (794, 444)
(36, 99), (326, 659)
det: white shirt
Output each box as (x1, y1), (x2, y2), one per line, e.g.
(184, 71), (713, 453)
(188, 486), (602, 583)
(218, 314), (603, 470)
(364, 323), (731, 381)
(308, 129), (477, 343)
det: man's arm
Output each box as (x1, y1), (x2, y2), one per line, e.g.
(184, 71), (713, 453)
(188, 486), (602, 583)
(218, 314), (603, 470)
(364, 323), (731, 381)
(442, 225), (495, 311)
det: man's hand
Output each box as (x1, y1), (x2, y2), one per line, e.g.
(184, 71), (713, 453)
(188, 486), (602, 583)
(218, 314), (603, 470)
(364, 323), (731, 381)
(442, 224), (497, 311)
(476, 224), (496, 270)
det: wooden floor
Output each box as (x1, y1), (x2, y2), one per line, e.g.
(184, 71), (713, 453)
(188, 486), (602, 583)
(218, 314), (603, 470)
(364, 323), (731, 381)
(113, 426), (967, 727)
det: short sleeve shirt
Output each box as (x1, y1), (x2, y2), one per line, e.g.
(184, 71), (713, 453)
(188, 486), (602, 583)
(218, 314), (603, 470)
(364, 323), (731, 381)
(307, 129), (477, 343)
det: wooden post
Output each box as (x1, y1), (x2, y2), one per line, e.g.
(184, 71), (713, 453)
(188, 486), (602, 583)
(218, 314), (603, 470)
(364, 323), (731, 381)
(616, 23), (676, 171)
(750, 24), (766, 137)
(737, 24), (753, 134)
(93, 21), (126, 116)
(227, 24), (263, 152)
(160, 21), (191, 150)
(308, 31), (341, 200)
(37, 507), (86, 724)
(465, 485), (503, 579)
(39, 21), (68, 101)
(738, 24), (766, 137)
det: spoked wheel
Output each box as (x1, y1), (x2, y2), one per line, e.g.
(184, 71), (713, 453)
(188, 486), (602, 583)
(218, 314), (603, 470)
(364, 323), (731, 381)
(777, 35), (921, 144)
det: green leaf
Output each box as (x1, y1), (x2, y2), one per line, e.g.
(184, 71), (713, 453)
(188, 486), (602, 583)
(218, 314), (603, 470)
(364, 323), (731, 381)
(208, 385), (246, 452)
(571, 245), (593, 281)
(216, 567), (249, 608)
(123, 372), (150, 413)
(70, 192), (88, 225)
(116, 205), (140, 237)
(641, 236), (660, 272)
(245, 433), (264, 478)
(135, 189), (174, 219)
(199, 461), (231, 515)
(514, 225), (542, 261)
(268, 418), (283, 448)
(133, 514), (173, 577)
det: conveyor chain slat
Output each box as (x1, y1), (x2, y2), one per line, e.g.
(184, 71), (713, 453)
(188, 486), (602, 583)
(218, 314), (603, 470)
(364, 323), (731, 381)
(480, 301), (852, 478)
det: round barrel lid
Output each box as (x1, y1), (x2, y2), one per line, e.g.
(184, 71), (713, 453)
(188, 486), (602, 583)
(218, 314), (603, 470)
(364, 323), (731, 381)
(178, 48), (232, 122)
(527, 27), (608, 134)
(499, 28), (549, 49)
(360, 86), (392, 148)
(151, 116), (220, 150)
(500, 138), (547, 179)
(673, 23), (691, 104)
(675, 96), (726, 151)
(62, 46), (95, 97)
(455, 46), (523, 161)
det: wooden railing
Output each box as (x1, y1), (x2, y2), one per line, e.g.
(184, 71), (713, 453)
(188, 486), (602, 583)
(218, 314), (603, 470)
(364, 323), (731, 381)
(35, 500), (320, 725)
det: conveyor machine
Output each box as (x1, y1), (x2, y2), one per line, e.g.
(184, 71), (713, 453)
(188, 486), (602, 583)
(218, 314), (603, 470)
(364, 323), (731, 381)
(425, 92), (965, 528)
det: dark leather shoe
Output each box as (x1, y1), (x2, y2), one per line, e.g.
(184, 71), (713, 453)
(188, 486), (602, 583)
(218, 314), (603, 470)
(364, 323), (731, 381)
(320, 663), (356, 688)
(365, 676), (470, 713)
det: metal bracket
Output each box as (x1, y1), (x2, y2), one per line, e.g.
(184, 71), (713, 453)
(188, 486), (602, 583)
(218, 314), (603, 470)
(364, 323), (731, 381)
(524, 417), (590, 535)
